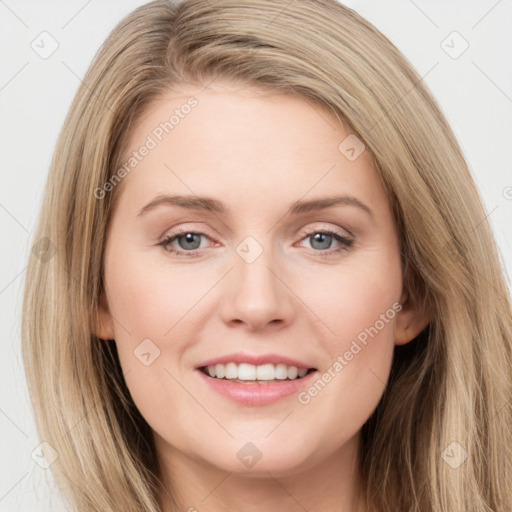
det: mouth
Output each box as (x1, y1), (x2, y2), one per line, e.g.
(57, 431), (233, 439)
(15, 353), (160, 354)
(199, 363), (317, 383)
(194, 353), (319, 405)
(197, 364), (318, 405)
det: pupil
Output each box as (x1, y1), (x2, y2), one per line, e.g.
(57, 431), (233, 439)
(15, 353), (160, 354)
(179, 233), (201, 250)
(311, 233), (332, 250)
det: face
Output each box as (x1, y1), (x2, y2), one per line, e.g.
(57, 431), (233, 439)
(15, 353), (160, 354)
(96, 80), (425, 478)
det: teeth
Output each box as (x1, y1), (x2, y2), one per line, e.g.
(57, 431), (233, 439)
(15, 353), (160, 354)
(215, 364), (225, 379)
(225, 362), (237, 379)
(288, 366), (298, 379)
(204, 363), (311, 381)
(275, 364), (288, 379)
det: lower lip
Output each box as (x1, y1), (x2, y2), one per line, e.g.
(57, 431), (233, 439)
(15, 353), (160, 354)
(196, 369), (318, 405)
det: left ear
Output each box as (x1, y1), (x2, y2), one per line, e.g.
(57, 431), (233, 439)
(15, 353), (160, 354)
(394, 289), (431, 345)
(92, 290), (115, 341)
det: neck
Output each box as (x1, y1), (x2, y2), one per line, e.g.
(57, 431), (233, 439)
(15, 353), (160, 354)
(156, 432), (368, 512)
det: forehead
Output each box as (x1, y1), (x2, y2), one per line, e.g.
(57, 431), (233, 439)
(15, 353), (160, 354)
(126, 82), (342, 157)
(113, 81), (385, 218)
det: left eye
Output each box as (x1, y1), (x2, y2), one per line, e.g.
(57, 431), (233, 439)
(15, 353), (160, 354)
(159, 232), (210, 255)
(298, 230), (353, 253)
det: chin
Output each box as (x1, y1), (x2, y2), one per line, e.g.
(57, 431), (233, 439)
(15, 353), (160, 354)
(196, 437), (320, 477)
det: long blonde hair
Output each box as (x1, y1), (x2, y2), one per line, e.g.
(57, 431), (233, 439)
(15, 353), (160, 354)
(22, 1), (512, 510)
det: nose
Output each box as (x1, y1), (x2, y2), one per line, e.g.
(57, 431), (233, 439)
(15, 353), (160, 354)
(218, 248), (296, 332)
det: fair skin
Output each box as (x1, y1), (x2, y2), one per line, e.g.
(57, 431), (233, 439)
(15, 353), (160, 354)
(95, 80), (428, 512)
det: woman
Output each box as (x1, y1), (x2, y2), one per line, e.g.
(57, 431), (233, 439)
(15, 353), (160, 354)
(22, 0), (512, 511)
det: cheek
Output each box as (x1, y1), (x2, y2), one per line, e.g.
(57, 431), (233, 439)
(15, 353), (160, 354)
(104, 247), (207, 340)
(292, 250), (402, 431)
(302, 250), (402, 355)
(102, 250), (210, 446)
(102, 245), (222, 389)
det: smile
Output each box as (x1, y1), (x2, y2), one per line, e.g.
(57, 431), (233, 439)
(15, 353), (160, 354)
(195, 354), (319, 405)
(200, 362), (314, 382)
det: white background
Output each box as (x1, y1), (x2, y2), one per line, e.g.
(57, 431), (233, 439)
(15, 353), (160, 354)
(1, 1), (511, 510)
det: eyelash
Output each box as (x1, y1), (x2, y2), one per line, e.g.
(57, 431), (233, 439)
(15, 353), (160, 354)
(158, 228), (354, 258)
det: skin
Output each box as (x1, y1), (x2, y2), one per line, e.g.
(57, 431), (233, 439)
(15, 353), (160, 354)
(95, 80), (428, 512)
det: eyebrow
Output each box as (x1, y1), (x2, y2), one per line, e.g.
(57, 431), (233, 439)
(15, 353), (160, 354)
(137, 193), (373, 218)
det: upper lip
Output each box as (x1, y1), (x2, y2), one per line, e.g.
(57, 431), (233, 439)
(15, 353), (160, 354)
(195, 352), (316, 370)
